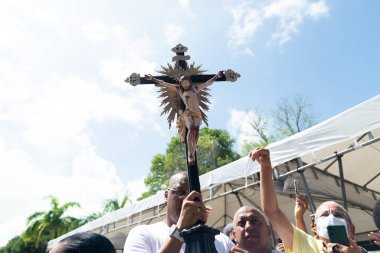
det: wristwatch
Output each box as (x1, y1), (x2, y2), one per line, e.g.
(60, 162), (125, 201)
(169, 224), (184, 243)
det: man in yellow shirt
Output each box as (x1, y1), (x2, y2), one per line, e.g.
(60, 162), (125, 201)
(250, 148), (366, 253)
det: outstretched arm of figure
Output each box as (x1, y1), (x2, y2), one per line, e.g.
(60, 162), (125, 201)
(197, 71), (224, 90)
(249, 148), (294, 250)
(145, 74), (178, 90)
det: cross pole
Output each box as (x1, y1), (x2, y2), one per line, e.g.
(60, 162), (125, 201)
(125, 44), (240, 253)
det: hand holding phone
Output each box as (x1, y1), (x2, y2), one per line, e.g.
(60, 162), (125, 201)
(327, 225), (349, 246)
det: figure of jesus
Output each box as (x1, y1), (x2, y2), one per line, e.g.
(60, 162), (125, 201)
(145, 71), (224, 165)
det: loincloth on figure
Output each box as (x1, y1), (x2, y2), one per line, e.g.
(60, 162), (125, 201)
(183, 109), (202, 122)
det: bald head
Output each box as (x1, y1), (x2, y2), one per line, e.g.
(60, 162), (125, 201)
(168, 171), (188, 188)
(233, 206), (269, 228)
(232, 205), (272, 253)
(165, 171), (189, 226)
(315, 201), (352, 225)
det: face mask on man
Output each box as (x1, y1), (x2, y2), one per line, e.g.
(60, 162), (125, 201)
(316, 213), (348, 240)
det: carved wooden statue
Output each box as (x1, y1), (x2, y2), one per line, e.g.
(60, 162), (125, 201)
(125, 44), (240, 165)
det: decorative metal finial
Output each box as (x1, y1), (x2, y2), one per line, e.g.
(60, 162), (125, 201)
(125, 73), (141, 86)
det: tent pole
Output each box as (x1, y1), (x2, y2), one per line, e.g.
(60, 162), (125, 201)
(233, 192), (244, 207)
(336, 153), (348, 210)
(296, 158), (317, 213)
(224, 183), (227, 227)
(299, 171), (317, 213)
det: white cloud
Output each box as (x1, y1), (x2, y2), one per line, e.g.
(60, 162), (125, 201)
(226, 1), (263, 48)
(263, 0), (306, 18)
(164, 24), (186, 46)
(177, 0), (196, 18)
(0, 216), (26, 247)
(264, 0), (328, 47)
(0, 61), (32, 106)
(82, 20), (157, 89)
(126, 177), (147, 201)
(0, 14), (27, 50)
(179, 0), (190, 10)
(226, 0), (329, 50)
(227, 108), (261, 151)
(0, 12), (165, 247)
(153, 122), (167, 137)
(81, 20), (111, 43)
(307, 1), (329, 20)
(268, 15), (302, 46)
(244, 47), (254, 57)
(0, 146), (126, 246)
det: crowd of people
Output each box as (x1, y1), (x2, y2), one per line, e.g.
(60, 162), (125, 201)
(50, 148), (380, 253)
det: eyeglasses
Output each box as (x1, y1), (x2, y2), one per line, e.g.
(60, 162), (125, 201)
(168, 188), (189, 198)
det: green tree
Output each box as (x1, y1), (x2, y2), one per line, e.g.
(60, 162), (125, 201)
(79, 212), (103, 226)
(0, 234), (49, 253)
(102, 194), (131, 213)
(139, 128), (240, 200)
(242, 94), (315, 155)
(23, 195), (81, 249)
(272, 94), (314, 138)
(240, 108), (276, 155)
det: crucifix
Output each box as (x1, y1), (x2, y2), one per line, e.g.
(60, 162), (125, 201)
(125, 43), (240, 252)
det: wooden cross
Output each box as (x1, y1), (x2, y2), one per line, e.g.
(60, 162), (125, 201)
(125, 43), (240, 193)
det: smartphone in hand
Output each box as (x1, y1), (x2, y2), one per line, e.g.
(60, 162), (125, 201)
(327, 225), (349, 246)
(294, 180), (299, 195)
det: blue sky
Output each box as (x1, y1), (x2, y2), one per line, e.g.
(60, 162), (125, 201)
(1, 0), (380, 246)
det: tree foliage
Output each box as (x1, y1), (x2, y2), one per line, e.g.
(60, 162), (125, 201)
(23, 195), (81, 249)
(102, 194), (131, 213)
(79, 212), (103, 226)
(241, 108), (276, 155)
(242, 94), (315, 155)
(0, 234), (49, 253)
(139, 128), (240, 200)
(1, 192), (135, 253)
(272, 94), (314, 138)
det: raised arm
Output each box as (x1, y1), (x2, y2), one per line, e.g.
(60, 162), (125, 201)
(145, 74), (178, 90)
(294, 195), (308, 233)
(249, 148), (294, 250)
(196, 71), (224, 90)
(158, 191), (209, 253)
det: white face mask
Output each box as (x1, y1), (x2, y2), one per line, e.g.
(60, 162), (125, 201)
(316, 213), (348, 240)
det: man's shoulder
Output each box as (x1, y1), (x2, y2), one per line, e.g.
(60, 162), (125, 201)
(124, 221), (168, 250)
(215, 232), (230, 241)
(214, 232), (235, 252)
(129, 221), (167, 235)
(290, 224), (321, 252)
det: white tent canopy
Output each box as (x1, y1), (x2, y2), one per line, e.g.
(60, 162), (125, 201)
(48, 94), (380, 250)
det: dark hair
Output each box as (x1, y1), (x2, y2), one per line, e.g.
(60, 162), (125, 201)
(223, 223), (234, 237)
(179, 75), (191, 83)
(56, 232), (116, 253)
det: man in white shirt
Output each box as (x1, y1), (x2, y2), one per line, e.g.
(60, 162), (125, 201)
(124, 171), (234, 253)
